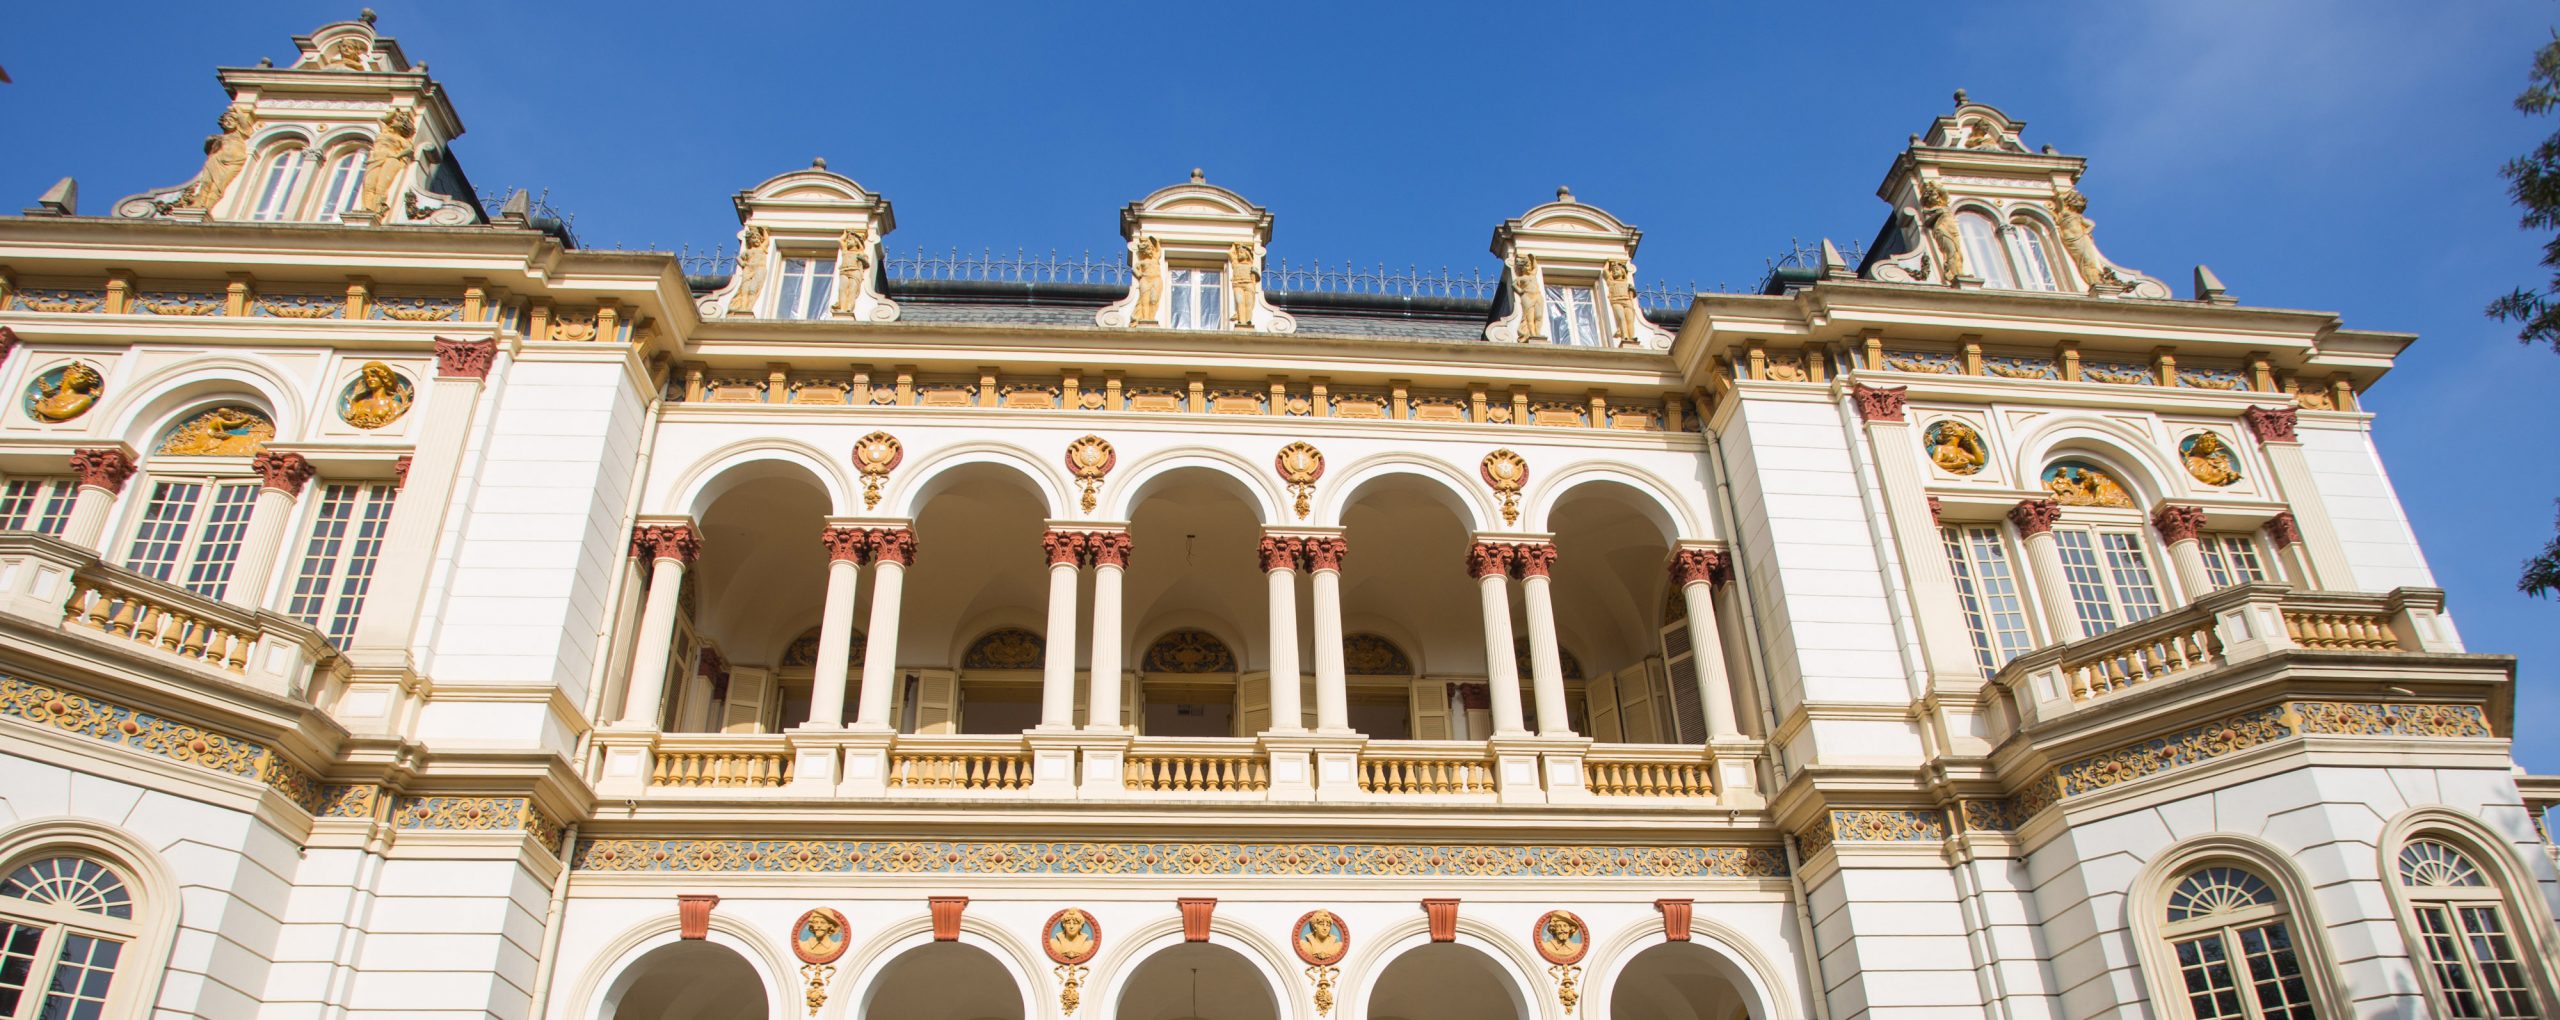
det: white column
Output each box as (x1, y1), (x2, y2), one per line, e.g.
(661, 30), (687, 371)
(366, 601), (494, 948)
(352, 338), (496, 655)
(805, 527), (865, 728)
(2012, 500), (2083, 644)
(1261, 536), (1303, 733)
(1672, 551), (1741, 739)
(222, 452), (313, 610)
(1517, 544), (1571, 737)
(855, 529), (913, 730)
(2154, 505), (2216, 604)
(1039, 531), (1083, 730)
(1307, 537), (1349, 733)
(60, 449), (134, 554)
(2245, 407), (2350, 589)
(1086, 533), (1129, 731)
(613, 524), (697, 729)
(1470, 543), (1527, 736)
(2266, 514), (2316, 589)
(1852, 386), (1986, 684)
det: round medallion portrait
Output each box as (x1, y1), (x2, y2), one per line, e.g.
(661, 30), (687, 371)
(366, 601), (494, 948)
(1532, 910), (1589, 965)
(23, 362), (104, 423)
(2179, 431), (2242, 487)
(1043, 908), (1100, 965)
(1292, 910), (1349, 966)
(338, 361), (415, 429)
(1922, 419), (1987, 476)
(792, 907), (850, 965)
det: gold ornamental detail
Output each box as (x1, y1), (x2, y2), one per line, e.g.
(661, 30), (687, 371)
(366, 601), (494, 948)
(1275, 441), (1324, 519)
(1064, 436), (1115, 514)
(1480, 449), (1529, 526)
(800, 963), (832, 1017)
(853, 432), (903, 510)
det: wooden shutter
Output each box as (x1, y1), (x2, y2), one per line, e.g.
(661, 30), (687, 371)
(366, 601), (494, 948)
(1409, 680), (1451, 740)
(912, 669), (957, 735)
(1618, 663), (1664, 744)
(1586, 671), (1622, 743)
(1234, 672), (1271, 736)
(1122, 672), (1141, 732)
(722, 666), (772, 733)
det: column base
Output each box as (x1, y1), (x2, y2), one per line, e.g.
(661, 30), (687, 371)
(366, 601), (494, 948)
(592, 730), (658, 799)
(332, 650), (428, 739)
(1266, 734), (1363, 803)
(1076, 731), (1134, 798)
(1023, 732), (1097, 797)
(1708, 736), (1767, 809)
(1485, 737), (1554, 805)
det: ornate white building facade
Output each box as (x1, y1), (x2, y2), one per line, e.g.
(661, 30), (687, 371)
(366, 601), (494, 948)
(0, 15), (2553, 1020)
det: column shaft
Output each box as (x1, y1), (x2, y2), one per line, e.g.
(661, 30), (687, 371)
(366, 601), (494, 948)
(806, 546), (862, 728)
(1088, 561), (1125, 730)
(1039, 532), (1082, 730)
(615, 556), (688, 729)
(855, 553), (908, 729)
(1679, 579), (1741, 738)
(1309, 556), (1348, 732)
(1520, 571), (1571, 736)
(224, 486), (299, 608)
(61, 449), (136, 554)
(1261, 536), (1302, 733)
(2012, 498), (2082, 644)
(1470, 544), (1526, 736)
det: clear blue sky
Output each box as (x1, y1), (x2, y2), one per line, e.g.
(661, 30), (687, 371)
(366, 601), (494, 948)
(5, 1), (2555, 768)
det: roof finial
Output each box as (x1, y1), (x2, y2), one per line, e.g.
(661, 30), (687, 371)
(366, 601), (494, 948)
(813, 156), (828, 170)
(257, 56), (273, 68)
(1190, 167), (1205, 183)
(1556, 185), (1574, 203)
(359, 7), (377, 25)
(1952, 87), (1968, 107)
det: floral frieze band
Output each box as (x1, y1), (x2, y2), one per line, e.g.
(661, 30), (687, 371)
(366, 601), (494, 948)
(392, 795), (566, 856)
(0, 674), (324, 813)
(2008, 700), (2494, 823)
(571, 840), (1788, 878)
(1792, 808), (1948, 859)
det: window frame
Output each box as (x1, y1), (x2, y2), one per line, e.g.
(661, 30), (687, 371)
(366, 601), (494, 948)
(0, 477), (80, 537)
(0, 824), (172, 1020)
(118, 464), (264, 601)
(2199, 531), (2272, 591)
(1542, 278), (1607, 347)
(1164, 264), (1226, 330)
(2383, 819), (2560, 1020)
(771, 252), (837, 320)
(244, 144), (315, 223)
(309, 145), (370, 223)
(2051, 518), (2170, 636)
(1955, 209), (2019, 289)
(2006, 218), (2063, 291)
(2132, 839), (2350, 1020)
(283, 481), (398, 646)
(1942, 523), (2040, 675)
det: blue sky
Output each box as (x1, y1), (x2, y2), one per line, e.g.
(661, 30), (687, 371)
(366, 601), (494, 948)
(4, 1), (2556, 768)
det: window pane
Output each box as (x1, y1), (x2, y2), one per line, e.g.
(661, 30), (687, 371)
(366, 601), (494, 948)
(316, 152), (366, 222)
(181, 483), (262, 598)
(125, 481), (205, 582)
(2237, 922), (2318, 1020)
(1943, 528), (1997, 676)
(2216, 536), (2266, 584)
(2174, 935), (2248, 1020)
(0, 479), (44, 531)
(2054, 530), (2119, 634)
(0, 921), (44, 1014)
(1958, 213), (2017, 289)
(1966, 528), (2036, 663)
(38, 933), (118, 1020)
(2416, 905), (2490, 1020)
(2100, 531), (2164, 622)
(2011, 225), (2060, 291)
(2456, 906), (2540, 1019)
(775, 261), (807, 320)
(251, 151), (309, 221)
(36, 481), (76, 536)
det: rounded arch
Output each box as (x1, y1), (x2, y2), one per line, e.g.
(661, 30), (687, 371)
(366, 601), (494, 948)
(1340, 618), (1428, 676)
(2126, 833), (2353, 1020)
(1102, 447), (1286, 525)
(1521, 465), (1700, 541)
(2377, 805), (2560, 1010)
(568, 911), (791, 1020)
(888, 441), (1070, 520)
(664, 439), (855, 519)
(1580, 914), (1793, 1020)
(1317, 452), (1494, 531)
(834, 913), (1042, 1020)
(1344, 914), (1545, 1020)
(1130, 617), (1252, 674)
(103, 355), (304, 448)
(0, 818), (182, 1020)
(948, 613), (1048, 670)
(1090, 914), (1294, 1020)
(2007, 414), (2180, 507)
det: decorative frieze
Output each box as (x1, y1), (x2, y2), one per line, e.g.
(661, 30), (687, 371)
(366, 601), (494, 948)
(0, 674), (325, 812)
(391, 794), (565, 855)
(571, 839), (1788, 877)
(2009, 700), (2496, 824)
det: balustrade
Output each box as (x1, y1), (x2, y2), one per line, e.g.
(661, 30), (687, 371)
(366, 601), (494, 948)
(1357, 742), (1496, 795)
(2062, 622), (2219, 701)
(888, 737), (1034, 791)
(648, 737), (794, 788)
(1123, 748), (1271, 793)
(65, 575), (255, 674)
(1584, 750), (1716, 798)
(2283, 608), (2400, 651)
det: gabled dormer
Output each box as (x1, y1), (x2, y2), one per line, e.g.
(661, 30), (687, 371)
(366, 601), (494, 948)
(1095, 170), (1294, 333)
(1863, 91), (2170, 299)
(1483, 189), (1674, 350)
(702, 160), (899, 321)
(111, 12), (482, 227)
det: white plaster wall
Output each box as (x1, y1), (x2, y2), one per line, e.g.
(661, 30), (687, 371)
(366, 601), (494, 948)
(342, 854), (552, 1019)
(1805, 864), (1991, 1020)
(2296, 422), (2436, 593)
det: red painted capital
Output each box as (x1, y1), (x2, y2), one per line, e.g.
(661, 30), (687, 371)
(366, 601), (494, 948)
(1043, 530), (1087, 567)
(1302, 536), (1347, 572)
(433, 336), (498, 380)
(1511, 543), (1558, 579)
(1177, 898), (1217, 943)
(676, 894), (718, 940)
(1669, 548), (1724, 587)
(1927, 496), (1943, 526)
(67, 448), (135, 493)
(1259, 535), (1304, 572)
(869, 528), (919, 566)
(631, 524), (701, 564)
(1465, 542), (1514, 580)
(252, 451), (313, 496)
(1851, 383), (1907, 423)
(2241, 405), (2297, 444)
(820, 526), (867, 563)
(1656, 899), (1695, 942)
(1422, 899), (1460, 943)
(928, 896), (968, 942)
(2008, 498), (2062, 536)
(2262, 511), (2301, 549)
(1085, 531), (1132, 568)
(0, 326), (18, 367)
(2151, 504), (2208, 544)
(393, 454), (414, 490)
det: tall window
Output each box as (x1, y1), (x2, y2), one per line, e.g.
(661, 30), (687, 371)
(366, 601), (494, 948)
(1544, 283), (1604, 346)
(774, 256), (836, 320)
(2159, 866), (2319, 1020)
(2055, 526), (2165, 635)
(1943, 525), (2036, 674)
(2200, 532), (2271, 590)
(0, 855), (140, 1020)
(247, 148), (312, 222)
(313, 150), (367, 222)
(1166, 267), (1224, 329)
(2397, 838), (2544, 1019)
(2009, 222), (2062, 291)
(124, 480), (260, 599)
(0, 479), (78, 536)
(286, 483), (398, 645)
(1957, 212), (2018, 289)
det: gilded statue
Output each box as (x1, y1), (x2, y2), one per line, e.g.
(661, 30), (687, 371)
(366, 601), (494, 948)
(355, 108), (417, 214)
(727, 227), (770, 317)
(157, 406), (275, 456)
(829, 228), (870, 316)
(1603, 261), (1644, 343)
(1045, 909), (1098, 964)
(338, 361), (413, 429)
(1227, 242), (1260, 327)
(793, 908), (847, 962)
(178, 106), (254, 212)
(1925, 420), (1987, 475)
(1919, 181), (1965, 282)
(1534, 911), (1587, 964)
(25, 364), (103, 423)
(1130, 237), (1165, 324)
(2051, 187), (2123, 290)
(320, 37), (370, 70)
(2182, 432), (2242, 487)
(1512, 253), (1547, 340)
(1296, 911), (1345, 964)
(2041, 461), (2132, 508)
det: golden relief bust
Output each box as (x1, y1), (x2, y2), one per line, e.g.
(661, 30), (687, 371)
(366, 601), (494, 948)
(24, 363), (104, 423)
(157, 406), (276, 457)
(338, 361), (414, 429)
(1924, 420), (1988, 475)
(2181, 432), (2243, 487)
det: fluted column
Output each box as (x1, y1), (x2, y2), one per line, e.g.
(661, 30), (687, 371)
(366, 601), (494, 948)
(1039, 530), (1084, 730)
(220, 451), (314, 609)
(614, 523), (700, 729)
(854, 528), (915, 730)
(1670, 548), (1741, 739)
(1085, 533), (1131, 732)
(1514, 543), (1571, 736)
(1305, 536), (1350, 733)
(351, 336), (498, 656)
(1469, 543), (1528, 736)
(2242, 406), (2351, 589)
(805, 526), (867, 728)
(2010, 499), (2081, 644)
(2152, 504), (2215, 603)
(60, 448), (135, 553)
(1260, 535), (1304, 733)
(2264, 512), (2314, 589)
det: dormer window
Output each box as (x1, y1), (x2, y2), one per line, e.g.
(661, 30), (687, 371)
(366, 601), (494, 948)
(1167, 266), (1224, 330)
(1957, 212), (2016, 289)
(313, 149), (368, 222)
(247, 148), (313, 222)
(2009, 221), (2061, 291)
(1545, 282), (1604, 347)
(775, 255), (836, 320)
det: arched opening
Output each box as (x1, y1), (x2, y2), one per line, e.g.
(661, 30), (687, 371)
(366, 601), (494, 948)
(600, 940), (768, 1020)
(1115, 942), (1278, 1020)
(1608, 942), (1761, 1020)
(674, 462), (833, 732)
(1123, 466), (1267, 736)
(1338, 473), (1485, 740)
(1547, 482), (1695, 744)
(866, 942), (1025, 1020)
(907, 462), (1052, 734)
(1368, 943), (1526, 1020)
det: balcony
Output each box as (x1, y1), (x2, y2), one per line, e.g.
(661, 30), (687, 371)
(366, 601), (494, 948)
(0, 533), (336, 702)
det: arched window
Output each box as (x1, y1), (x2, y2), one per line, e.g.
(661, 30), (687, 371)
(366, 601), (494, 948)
(1956, 211), (2017, 289)
(2395, 838), (2547, 1019)
(2157, 865), (2320, 1020)
(246, 147), (313, 222)
(2008, 220), (2062, 291)
(124, 404), (279, 599)
(2036, 458), (2164, 635)
(0, 855), (143, 1019)
(312, 148), (368, 222)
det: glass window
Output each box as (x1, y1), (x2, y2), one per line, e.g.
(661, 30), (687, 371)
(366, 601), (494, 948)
(2160, 866), (2319, 1020)
(0, 856), (139, 1020)
(2397, 839), (2544, 1019)
(124, 480), (261, 599)
(774, 256), (836, 320)
(1167, 267), (1224, 330)
(287, 483), (398, 646)
(313, 150), (367, 222)
(2200, 533), (2270, 590)
(248, 148), (312, 222)
(2055, 527), (2165, 636)
(1544, 284), (1604, 346)
(0, 479), (78, 536)
(1957, 212), (2018, 289)
(1943, 526), (2036, 674)
(2009, 222), (2061, 291)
